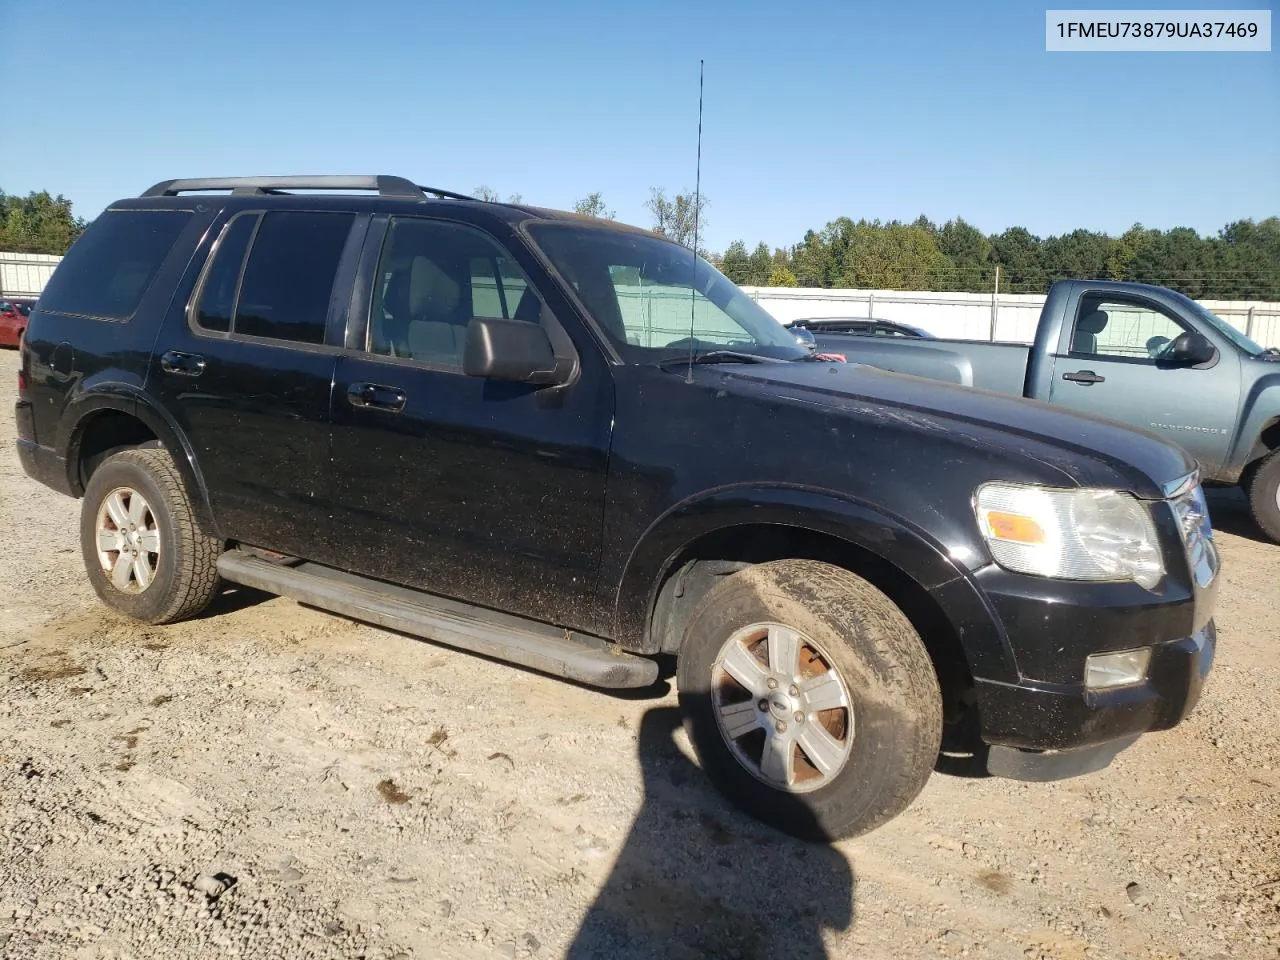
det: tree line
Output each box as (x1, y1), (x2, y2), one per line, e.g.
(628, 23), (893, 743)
(6, 183), (1276, 301)
(561, 186), (1279, 301)
(714, 214), (1280, 301)
(0, 190), (86, 256)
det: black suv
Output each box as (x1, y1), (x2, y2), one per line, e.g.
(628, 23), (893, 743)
(14, 176), (1219, 840)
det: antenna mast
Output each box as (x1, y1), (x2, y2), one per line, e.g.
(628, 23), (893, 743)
(685, 59), (705, 384)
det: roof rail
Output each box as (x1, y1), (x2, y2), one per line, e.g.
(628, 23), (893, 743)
(140, 175), (428, 199)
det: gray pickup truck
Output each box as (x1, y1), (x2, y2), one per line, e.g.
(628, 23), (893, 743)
(809, 279), (1280, 541)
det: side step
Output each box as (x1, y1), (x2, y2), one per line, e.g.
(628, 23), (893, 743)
(216, 552), (659, 689)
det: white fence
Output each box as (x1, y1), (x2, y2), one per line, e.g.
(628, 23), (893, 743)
(740, 286), (1280, 349)
(6, 249), (1279, 348)
(0, 252), (61, 299)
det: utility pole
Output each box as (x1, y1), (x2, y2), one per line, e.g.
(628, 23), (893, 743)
(989, 265), (1000, 340)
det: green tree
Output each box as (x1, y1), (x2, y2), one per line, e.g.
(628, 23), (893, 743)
(0, 189), (86, 255)
(719, 240), (751, 284)
(573, 192), (615, 219)
(471, 186), (523, 203)
(768, 264), (798, 287)
(937, 217), (992, 292)
(747, 242), (773, 286)
(792, 230), (832, 287)
(991, 227), (1047, 293)
(645, 187), (709, 251)
(1042, 229), (1116, 283)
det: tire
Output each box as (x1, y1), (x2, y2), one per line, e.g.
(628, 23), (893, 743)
(79, 447), (222, 624)
(1245, 451), (1280, 544)
(676, 559), (942, 842)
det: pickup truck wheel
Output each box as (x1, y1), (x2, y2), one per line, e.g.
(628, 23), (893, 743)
(1245, 451), (1280, 543)
(80, 448), (222, 625)
(676, 559), (942, 841)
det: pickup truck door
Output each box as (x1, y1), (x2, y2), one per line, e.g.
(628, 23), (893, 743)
(327, 215), (614, 633)
(1047, 289), (1238, 475)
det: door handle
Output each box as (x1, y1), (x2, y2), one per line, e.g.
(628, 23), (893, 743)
(1062, 370), (1105, 385)
(160, 350), (206, 376)
(347, 382), (407, 413)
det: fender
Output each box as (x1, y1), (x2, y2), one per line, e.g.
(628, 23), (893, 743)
(57, 384), (220, 536)
(612, 483), (1018, 683)
(1228, 372), (1280, 480)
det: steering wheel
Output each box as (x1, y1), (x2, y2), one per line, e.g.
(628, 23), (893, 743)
(1146, 335), (1172, 359)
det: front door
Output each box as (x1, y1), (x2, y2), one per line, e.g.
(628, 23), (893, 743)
(1047, 289), (1238, 475)
(327, 215), (614, 632)
(149, 208), (360, 558)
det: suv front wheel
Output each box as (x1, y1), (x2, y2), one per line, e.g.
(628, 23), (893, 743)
(80, 447), (223, 624)
(676, 559), (942, 841)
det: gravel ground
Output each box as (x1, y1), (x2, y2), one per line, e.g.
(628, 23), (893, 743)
(1, 347), (1277, 960)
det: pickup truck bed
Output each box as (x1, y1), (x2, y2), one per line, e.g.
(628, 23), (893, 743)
(811, 334), (1031, 394)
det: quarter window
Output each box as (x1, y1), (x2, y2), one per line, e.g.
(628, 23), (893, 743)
(38, 210), (192, 321)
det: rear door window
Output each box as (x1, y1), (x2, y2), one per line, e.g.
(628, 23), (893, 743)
(233, 211), (355, 344)
(37, 209), (192, 321)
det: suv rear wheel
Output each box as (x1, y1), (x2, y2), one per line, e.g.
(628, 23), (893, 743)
(80, 448), (222, 624)
(676, 559), (942, 841)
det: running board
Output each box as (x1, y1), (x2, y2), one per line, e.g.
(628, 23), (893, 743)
(216, 552), (659, 689)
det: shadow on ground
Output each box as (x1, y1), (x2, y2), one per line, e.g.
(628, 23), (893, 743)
(566, 706), (855, 960)
(1204, 486), (1268, 543)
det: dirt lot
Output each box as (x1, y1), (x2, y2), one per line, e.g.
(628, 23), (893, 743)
(0, 347), (1277, 960)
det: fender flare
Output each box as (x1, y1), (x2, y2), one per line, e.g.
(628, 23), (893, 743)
(57, 385), (220, 535)
(611, 483), (1017, 683)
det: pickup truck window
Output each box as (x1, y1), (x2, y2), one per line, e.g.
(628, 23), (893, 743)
(527, 223), (806, 362)
(38, 209), (192, 322)
(1071, 295), (1189, 361)
(233, 211), (355, 345)
(368, 217), (545, 366)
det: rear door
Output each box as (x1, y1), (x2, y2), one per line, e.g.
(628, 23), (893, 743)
(327, 214), (614, 631)
(149, 208), (365, 558)
(1046, 289), (1238, 473)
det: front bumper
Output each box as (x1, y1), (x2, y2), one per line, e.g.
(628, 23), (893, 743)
(975, 619), (1215, 779)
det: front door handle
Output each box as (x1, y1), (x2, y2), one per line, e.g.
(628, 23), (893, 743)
(160, 350), (206, 376)
(347, 382), (407, 413)
(1063, 370), (1105, 385)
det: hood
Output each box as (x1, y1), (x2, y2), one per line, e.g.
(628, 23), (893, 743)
(712, 360), (1197, 499)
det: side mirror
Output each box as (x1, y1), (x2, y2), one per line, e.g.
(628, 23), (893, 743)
(463, 316), (561, 384)
(791, 326), (818, 354)
(1168, 331), (1217, 367)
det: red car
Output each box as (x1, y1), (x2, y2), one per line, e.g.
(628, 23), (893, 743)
(0, 299), (33, 347)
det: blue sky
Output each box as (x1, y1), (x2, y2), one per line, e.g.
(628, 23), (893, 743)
(4, 0), (1276, 251)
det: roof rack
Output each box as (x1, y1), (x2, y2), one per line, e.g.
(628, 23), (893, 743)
(140, 175), (433, 199)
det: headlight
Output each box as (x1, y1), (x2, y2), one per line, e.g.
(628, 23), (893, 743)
(974, 482), (1164, 589)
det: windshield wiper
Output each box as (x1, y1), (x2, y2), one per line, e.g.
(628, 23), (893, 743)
(657, 350), (769, 367)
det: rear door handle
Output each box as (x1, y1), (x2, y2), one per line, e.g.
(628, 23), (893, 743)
(1062, 370), (1105, 385)
(347, 382), (407, 413)
(160, 350), (205, 376)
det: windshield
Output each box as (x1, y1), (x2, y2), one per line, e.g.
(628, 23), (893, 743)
(1171, 290), (1266, 356)
(527, 223), (808, 362)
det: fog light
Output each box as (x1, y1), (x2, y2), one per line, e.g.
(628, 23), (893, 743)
(1085, 648), (1152, 689)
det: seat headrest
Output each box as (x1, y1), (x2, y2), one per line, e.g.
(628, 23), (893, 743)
(1077, 309), (1109, 334)
(409, 256), (461, 317)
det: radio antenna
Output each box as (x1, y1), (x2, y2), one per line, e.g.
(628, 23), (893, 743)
(685, 59), (704, 384)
